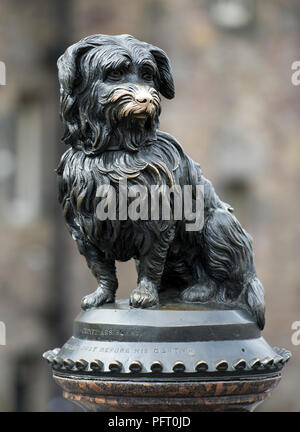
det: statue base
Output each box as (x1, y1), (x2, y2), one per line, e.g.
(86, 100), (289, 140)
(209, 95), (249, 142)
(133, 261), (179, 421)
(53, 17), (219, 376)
(44, 298), (290, 412)
(53, 372), (281, 412)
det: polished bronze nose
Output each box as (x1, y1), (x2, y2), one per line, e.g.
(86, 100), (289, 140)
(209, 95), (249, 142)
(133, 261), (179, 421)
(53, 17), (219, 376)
(135, 89), (153, 106)
(136, 96), (151, 104)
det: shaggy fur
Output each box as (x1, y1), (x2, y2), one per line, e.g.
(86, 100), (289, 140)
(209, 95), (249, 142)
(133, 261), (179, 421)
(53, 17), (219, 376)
(57, 34), (265, 329)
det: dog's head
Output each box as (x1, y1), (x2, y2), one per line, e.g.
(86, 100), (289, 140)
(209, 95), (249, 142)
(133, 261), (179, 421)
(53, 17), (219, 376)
(58, 34), (174, 155)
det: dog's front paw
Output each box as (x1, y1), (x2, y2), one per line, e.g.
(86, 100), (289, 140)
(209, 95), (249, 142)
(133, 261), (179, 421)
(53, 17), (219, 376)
(130, 278), (159, 308)
(81, 286), (115, 310)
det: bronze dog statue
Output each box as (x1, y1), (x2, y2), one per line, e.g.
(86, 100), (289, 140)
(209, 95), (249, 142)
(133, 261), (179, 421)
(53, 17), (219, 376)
(57, 34), (265, 329)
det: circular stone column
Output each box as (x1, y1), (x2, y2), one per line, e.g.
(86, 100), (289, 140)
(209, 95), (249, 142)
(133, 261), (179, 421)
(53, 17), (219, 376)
(43, 299), (290, 412)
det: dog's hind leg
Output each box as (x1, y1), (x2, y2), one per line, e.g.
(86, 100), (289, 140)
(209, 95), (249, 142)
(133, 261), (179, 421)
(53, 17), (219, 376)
(160, 249), (216, 301)
(180, 266), (217, 303)
(201, 208), (265, 329)
(130, 227), (175, 308)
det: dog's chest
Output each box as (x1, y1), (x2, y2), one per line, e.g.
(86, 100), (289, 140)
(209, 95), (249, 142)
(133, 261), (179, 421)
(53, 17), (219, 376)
(93, 175), (175, 258)
(58, 136), (187, 259)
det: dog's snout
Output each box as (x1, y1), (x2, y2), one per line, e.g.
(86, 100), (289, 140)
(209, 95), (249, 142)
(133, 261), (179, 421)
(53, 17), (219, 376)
(134, 89), (153, 106)
(136, 95), (152, 105)
(105, 84), (160, 121)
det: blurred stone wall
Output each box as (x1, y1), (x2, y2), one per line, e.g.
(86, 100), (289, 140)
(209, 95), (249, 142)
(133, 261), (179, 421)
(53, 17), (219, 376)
(0, 0), (299, 411)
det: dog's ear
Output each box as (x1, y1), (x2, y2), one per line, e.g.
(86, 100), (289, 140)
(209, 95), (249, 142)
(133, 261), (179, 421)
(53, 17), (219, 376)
(57, 40), (96, 153)
(149, 46), (175, 99)
(57, 36), (112, 155)
(57, 41), (92, 94)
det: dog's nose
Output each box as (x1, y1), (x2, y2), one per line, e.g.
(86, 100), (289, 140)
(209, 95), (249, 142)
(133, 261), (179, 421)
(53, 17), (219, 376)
(136, 96), (151, 104)
(135, 91), (152, 106)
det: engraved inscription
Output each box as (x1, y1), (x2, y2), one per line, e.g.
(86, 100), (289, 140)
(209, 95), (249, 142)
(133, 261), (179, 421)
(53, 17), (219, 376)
(62, 340), (197, 357)
(80, 326), (140, 338)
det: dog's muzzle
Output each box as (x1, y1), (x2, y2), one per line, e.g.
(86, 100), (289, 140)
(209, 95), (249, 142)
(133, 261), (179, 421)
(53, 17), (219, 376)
(133, 87), (155, 115)
(102, 84), (161, 121)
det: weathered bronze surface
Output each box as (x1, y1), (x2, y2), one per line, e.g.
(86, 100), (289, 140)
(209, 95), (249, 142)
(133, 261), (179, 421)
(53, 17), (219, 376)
(44, 299), (284, 374)
(44, 299), (290, 411)
(44, 34), (291, 412)
(56, 34), (265, 329)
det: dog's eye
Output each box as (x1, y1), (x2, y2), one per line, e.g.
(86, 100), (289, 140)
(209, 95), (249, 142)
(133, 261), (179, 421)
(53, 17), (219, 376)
(142, 70), (154, 82)
(106, 69), (123, 81)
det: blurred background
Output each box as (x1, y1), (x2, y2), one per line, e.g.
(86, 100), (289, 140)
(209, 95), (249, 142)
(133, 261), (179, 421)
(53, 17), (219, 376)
(0, 0), (299, 412)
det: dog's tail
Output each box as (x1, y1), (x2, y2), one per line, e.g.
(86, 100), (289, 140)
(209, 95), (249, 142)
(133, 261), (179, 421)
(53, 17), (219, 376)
(245, 277), (265, 330)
